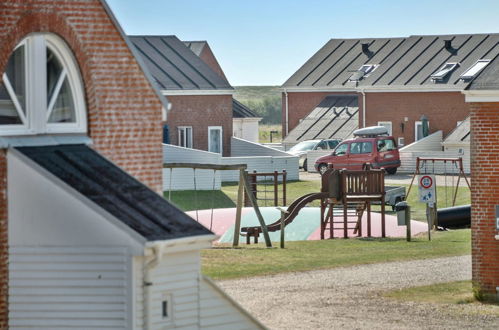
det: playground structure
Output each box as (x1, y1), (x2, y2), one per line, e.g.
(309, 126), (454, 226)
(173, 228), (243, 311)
(241, 168), (387, 243)
(244, 170), (287, 207)
(405, 157), (471, 229)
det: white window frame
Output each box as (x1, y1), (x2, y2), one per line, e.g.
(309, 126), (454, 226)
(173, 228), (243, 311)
(398, 137), (405, 147)
(460, 59), (491, 80)
(377, 121), (393, 135)
(208, 126), (223, 154)
(415, 121), (430, 141)
(431, 62), (459, 81)
(177, 126), (192, 148)
(0, 33), (86, 136)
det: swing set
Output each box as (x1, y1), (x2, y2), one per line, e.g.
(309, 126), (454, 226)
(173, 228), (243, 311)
(163, 163), (273, 248)
(406, 157), (470, 207)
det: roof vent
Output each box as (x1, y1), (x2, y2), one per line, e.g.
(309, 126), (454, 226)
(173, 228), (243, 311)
(361, 43), (372, 57)
(444, 39), (457, 55)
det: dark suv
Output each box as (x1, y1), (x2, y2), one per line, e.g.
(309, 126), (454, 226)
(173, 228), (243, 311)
(314, 127), (400, 174)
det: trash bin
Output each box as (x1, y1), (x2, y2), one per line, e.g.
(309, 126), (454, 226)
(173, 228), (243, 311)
(395, 201), (409, 226)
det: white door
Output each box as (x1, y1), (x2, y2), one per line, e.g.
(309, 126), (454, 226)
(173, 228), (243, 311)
(208, 126), (222, 153)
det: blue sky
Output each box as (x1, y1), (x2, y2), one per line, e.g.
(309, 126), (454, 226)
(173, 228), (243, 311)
(107, 0), (499, 86)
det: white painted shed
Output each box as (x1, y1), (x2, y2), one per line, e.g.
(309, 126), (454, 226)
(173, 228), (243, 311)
(8, 144), (264, 329)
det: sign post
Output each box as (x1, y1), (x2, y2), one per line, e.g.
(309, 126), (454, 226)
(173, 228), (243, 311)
(419, 175), (436, 241)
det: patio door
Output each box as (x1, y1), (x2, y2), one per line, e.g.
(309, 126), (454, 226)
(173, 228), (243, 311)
(208, 126), (222, 154)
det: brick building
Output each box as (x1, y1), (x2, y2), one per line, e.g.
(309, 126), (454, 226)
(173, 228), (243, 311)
(0, 1), (263, 327)
(464, 56), (499, 302)
(130, 36), (235, 156)
(281, 34), (499, 147)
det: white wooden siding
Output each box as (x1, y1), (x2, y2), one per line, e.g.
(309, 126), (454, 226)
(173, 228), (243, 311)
(399, 130), (443, 152)
(163, 144), (222, 191)
(200, 277), (265, 329)
(231, 137), (290, 157)
(9, 246), (129, 329)
(163, 144), (299, 191)
(233, 119), (260, 143)
(148, 251), (201, 329)
(399, 150), (470, 174)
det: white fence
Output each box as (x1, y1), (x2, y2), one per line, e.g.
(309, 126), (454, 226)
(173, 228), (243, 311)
(163, 143), (299, 191)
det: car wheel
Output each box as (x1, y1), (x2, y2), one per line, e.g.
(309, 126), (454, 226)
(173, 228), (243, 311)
(386, 167), (397, 175)
(318, 163), (329, 175)
(362, 163), (372, 170)
(303, 159), (308, 172)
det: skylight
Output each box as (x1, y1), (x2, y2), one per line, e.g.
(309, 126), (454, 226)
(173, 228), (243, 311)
(349, 64), (378, 81)
(460, 59), (491, 80)
(431, 62), (459, 81)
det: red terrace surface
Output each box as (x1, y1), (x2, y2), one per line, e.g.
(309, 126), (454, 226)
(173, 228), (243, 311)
(187, 207), (428, 243)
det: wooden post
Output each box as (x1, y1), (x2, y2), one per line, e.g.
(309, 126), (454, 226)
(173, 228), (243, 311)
(277, 207), (287, 249)
(242, 171), (272, 248)
(273, 171), (278, 206)
(232, 169), (245, 247)
(406, 204), (411, 242)
(282, 170), (287, 206)
(426, 203), (436, 241)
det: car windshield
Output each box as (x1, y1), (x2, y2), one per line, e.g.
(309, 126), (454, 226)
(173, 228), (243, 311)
(289, 141), (318, 152)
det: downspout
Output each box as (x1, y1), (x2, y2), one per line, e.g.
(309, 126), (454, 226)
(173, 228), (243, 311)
(360, 89), (366, 128)
(284, 89), (289, 136)
(143, 243), (165, 329)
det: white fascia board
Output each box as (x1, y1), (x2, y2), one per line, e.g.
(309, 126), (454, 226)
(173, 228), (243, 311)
(9, 148), (147, 253)
(280, 86), (464, 93)
(162, 89), (234, 96)
(145, 234), (217, 256)
(279, 87), (357, 93)
(463, 90), (499, 102)
(233, 117), (262, 123)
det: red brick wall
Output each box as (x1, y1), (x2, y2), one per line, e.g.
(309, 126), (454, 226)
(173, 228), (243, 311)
(469, 101), (499, 301)
(365, 92), (469, 145)
(283, 91), (360, 136)
(284, 91), (469, 146)
(198, 45), (228, 82)
(167, 95), (233, 156)
(0, 151), (6, 329)
(0, 1), (165, 325)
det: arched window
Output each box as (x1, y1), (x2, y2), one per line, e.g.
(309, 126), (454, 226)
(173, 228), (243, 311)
(0, 34), (86, 135)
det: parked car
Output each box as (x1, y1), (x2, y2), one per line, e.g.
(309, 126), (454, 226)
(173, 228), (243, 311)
(288, 139), (341, 171)
(314, 126), (400, 174)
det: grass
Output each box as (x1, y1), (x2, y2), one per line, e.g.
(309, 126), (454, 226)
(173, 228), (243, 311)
(385, 281), (476, 304)
(165, 179), (471, 221)
(384, 281), (499, 313)
(201, 229), (471, 280)
(259, 124), (282, 143)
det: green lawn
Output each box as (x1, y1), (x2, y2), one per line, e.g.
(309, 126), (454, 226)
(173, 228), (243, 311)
(202, 229), (471, 280)
(259, 124), (282, 143)
(165, 179), (471, 222)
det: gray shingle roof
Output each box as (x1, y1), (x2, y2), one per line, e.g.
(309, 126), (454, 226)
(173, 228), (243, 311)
(129, 35), (233, 91)
(283, 95), (358, 144)
(17, 144), (213, 242)
(232, 99), (259, 118)
(467, 54), (499, 90)
(283, 34), (499, 91)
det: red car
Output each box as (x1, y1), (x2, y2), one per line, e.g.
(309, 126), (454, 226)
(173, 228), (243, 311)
(314, 127), (401, 175)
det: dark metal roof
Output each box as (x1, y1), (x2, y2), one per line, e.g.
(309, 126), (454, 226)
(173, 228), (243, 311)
(17, 144), (213, 242)
(129, 35), (233, 91)
(467, 54), (499, 90)
(232, 99), (259, 118)
(283, 34), (499, 91)
(283, 95), (358, 144)
(184, 41), (207, 57)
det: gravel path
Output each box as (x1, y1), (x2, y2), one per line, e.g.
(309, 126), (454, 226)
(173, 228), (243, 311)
(219, 256), (499, 329)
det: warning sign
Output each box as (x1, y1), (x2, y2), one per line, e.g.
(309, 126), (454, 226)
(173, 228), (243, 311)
(419, 175), (436, 203)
